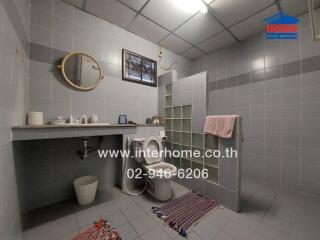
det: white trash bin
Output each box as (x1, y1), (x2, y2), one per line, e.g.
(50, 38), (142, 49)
(73, 176), (99, 205)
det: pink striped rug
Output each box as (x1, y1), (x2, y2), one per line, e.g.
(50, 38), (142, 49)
(152, 191), (218, 237)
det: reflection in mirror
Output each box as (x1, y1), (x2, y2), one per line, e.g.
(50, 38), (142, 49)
(60, 52), (103, 90)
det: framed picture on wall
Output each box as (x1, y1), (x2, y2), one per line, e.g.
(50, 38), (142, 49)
(122, 49), (157, 87)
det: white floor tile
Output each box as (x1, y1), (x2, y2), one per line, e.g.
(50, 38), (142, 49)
(186, 232), (204, 240)
(117, 223), (138, 240)
(107, 210), (128, 227)
(140, 226), (171, 240)
(75, 207), (99, 229)
(116, 197), (138, 211)
(256, 222), (290, 240)
(131, 194), (161, 213)
(22, 215), (78, 240)
(122, 204), (145, 221)
(48, 215), (78, 239)
(21, 180), (320, 240)
(214, 231), (235, 240)
(222, 215), (259, 240)
(95, 201), (120, 218)
(203, 207), (236, 229)
(130, 214), (160, 235)
(193, 219), (220, 240)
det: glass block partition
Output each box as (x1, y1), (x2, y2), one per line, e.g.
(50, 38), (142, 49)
(163, 83), (218, 185)
(159, 71), (241, 212)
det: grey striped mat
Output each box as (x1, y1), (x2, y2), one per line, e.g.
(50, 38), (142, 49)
(152, 191), (218, 237)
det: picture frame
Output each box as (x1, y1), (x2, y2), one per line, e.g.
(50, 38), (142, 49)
(122, 49), (157, 87)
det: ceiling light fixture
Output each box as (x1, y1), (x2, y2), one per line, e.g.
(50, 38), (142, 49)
(171, 0), (208, 14)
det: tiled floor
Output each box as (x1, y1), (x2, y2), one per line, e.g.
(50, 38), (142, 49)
(22, 179), (320, 240)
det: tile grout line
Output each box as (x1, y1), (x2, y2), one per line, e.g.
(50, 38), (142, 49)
(280, 36), (283, 189)
(299, 14), (303, 192)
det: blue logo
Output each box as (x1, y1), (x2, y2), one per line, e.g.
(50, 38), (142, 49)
(264, 12), (300, 40)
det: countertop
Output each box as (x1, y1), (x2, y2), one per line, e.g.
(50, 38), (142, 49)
(11, 124), (164, 141)
(12, 123), (163, 129)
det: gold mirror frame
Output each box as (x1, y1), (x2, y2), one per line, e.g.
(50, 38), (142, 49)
(58, 52), (104, 91)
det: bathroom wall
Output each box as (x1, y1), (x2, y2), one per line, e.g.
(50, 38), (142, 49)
(29, 0), (192, 125)
(192, 9), (320, 196)
(0, 0), (30, 239)
(14, 135), (122, 214)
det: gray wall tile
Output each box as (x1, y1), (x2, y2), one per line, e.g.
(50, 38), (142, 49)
(219, 187), (239, 212)
(54, 0), (74, 20)
(30, 43), (52, 64)
(302, 102), (320, 118)
(29, 78), (51, 99)
(282, 75), (300, 91)
(282, 61), (301, 77)
(283, 118), (300, 134)
(265, 78), (281, 93)
(301, 134), (320, 149)
(283, 90), (300, 105)
(0, 0), (29, 238)
(30, 24), (52, 47)
(31, 0), (53, 14)
(29, 0), (192, 125)
(299, 178), (320, 195)
(17, 136), (123, 212)
(53, 16), (73, 36)
(203, 181), (219, 201)
(301, 149), (320, 166)
(265, 92), (281, 106)
(301, 86), (320, 103)
(301, 71), (320, 89)
(192, 8), (320, 197)
(302, 55), (320, 73)
(31, 7), (52, 30)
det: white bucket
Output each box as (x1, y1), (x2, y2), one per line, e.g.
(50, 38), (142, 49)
(73, 176), (99, 205)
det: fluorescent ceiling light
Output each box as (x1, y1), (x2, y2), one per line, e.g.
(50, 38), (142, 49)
(171, 0), (208, 14)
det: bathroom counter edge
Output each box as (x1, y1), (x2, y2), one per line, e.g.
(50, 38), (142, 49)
(12, 124), (164, 129)
(11, 124), (164, 141)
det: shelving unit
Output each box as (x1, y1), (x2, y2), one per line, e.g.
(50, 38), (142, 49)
(159, 71), (241, 212)
(163, 83), (218, 184)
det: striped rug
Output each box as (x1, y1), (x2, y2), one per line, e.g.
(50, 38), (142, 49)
(152, 191), (218, 237)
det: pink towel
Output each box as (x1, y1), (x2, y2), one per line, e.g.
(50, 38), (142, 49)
(203, 115), (237, 139)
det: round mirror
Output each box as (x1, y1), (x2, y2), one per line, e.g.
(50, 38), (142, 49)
(59, 52), (104, 91)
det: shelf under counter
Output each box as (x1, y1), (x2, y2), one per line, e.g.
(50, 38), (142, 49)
(11, 124), (164, 141)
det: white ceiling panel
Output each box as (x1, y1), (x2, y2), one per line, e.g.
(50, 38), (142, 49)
(128, 15), (170, 43)
(198, 31), (236, 53)
(230, 5), (278, 40)
(159, 34), (192, 54)
(85, 0), (136, 28)
(118, 0), (147, 11)
(209, 0), (274, 27)
(64, 0), (85, 9)
(174, 12), (223, 45)
(142, 0), (199, 31)
(182, 47), (206, 60)
(280, 0), (320, 17)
